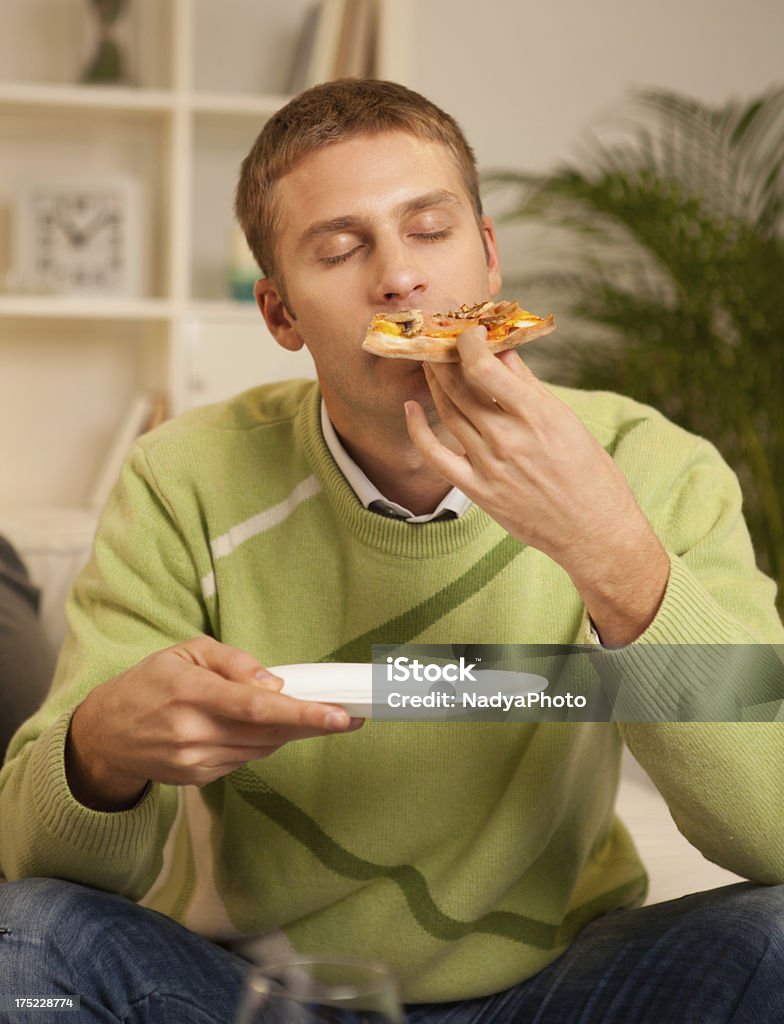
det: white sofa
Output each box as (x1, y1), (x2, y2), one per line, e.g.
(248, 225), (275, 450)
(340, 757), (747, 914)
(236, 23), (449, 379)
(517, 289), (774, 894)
(0, 507), (98, 655)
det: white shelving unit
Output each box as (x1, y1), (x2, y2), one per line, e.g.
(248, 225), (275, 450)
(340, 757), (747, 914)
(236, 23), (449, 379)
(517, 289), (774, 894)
(0, 0), (411, 511)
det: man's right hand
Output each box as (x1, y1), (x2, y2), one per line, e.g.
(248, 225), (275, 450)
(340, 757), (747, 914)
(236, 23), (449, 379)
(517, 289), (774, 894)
(65, 636), (363, 811)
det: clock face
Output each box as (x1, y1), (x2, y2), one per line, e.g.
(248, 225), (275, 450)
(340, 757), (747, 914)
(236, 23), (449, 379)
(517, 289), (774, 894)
(34, 190), (126, 293)
(16, 178), (142, 297)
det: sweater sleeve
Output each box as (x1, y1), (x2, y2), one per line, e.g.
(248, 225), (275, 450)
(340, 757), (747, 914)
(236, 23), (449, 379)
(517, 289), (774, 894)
(0, 441), (209, 894)
(600, 434), (784, 883)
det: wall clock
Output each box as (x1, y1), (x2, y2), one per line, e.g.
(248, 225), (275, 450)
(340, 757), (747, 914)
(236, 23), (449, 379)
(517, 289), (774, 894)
(14, 177), (143, 298)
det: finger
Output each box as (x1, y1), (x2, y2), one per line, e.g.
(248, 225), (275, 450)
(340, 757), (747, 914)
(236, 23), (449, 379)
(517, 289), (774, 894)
(191, 713), (363, 750)
(179, 635), (282, 688)
(404, 401), (475, 492)
(159, 728), (353, 785)
(426, 362), (506, 438)
(426, 344), (518, 425)
(427, 328), (500, 410)
(170, 664), (355, 733)
(247, 669), (285, 693)
(231, 713), (366, 748)
(497, 346), (535, 380)
(199, 746), (289, 771)
(185, 722), (365, 780)
(455, 328), (538, 415)
(422, 363), (485, 449)
(244, 689), (356, 731)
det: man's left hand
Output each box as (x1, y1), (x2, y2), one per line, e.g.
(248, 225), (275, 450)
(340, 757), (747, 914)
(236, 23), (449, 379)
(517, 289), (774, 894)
(404, 326), (670, 645)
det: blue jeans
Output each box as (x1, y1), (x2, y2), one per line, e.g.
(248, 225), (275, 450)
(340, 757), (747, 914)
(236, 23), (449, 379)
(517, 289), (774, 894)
(0, 878), (782, 1023)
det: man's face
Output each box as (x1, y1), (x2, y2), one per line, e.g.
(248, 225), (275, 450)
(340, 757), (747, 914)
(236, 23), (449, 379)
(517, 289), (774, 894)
(257, 131), (502, 437)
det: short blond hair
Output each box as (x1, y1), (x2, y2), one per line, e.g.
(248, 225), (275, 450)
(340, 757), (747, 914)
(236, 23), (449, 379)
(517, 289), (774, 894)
(235, 78), (483, 281)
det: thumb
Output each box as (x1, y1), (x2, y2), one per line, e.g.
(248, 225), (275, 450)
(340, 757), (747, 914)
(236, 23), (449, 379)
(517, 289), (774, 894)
(179, 636), (284, 691)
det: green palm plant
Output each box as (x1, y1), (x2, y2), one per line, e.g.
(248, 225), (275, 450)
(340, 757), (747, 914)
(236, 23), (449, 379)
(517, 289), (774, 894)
(485, 85), (784, 614)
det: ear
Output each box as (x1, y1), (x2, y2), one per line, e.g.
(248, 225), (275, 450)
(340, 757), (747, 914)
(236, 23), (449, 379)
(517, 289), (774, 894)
(255, 278), (304, 352)
(481, 215), (503, 296)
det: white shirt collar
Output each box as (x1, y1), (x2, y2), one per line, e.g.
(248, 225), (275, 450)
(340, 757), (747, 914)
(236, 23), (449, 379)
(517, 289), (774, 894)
(320, 399), (472, 523)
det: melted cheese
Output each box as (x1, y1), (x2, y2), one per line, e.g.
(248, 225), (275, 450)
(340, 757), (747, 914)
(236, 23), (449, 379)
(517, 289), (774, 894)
(369, 309), (545, 342)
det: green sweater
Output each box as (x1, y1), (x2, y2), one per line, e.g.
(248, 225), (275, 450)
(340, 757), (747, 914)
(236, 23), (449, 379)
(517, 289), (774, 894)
(2, 381), (783, 1002)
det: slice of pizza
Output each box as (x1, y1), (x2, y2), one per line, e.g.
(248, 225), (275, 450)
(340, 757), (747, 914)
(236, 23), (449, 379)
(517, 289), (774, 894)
(361, 300), (556, 362)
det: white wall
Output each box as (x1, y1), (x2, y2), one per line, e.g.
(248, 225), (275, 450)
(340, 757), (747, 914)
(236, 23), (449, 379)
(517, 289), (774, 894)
(409, 0), (784, 294)
(411, 0), (784, 174)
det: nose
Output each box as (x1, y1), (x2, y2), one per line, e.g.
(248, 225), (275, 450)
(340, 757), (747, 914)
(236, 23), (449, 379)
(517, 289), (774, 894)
(371, 236), (427, 307)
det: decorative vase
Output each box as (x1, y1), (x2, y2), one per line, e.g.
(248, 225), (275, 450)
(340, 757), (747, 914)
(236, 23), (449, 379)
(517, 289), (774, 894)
(80, 0), (130, 85)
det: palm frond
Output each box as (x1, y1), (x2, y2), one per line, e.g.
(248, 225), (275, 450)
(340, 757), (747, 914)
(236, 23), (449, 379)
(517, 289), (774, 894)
(483, 84), (784, 611)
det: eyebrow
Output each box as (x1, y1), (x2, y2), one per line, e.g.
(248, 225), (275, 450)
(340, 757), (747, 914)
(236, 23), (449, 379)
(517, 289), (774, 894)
(297, 189), (464, 250)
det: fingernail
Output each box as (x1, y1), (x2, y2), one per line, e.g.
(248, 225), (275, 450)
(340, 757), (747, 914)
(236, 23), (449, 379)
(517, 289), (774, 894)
(403, 401), (414, 417)
(255, 669), (283, 684)
(325, 710), (350, 730)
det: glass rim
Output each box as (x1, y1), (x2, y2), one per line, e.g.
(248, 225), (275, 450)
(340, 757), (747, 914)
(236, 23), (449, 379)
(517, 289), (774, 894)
(247, 955), (397, 1004)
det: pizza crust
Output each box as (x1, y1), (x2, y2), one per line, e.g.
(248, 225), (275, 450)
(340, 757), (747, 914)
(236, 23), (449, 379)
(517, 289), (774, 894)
(362, 313), (556, 363)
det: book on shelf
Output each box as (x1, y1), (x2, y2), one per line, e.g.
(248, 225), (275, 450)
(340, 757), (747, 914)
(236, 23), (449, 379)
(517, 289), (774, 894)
(86, 391), (167, 513)
(333, 0), (378, 79)
(288, 0), (380, 94)
(303, 0), (348, 89)
(286, 3), (323, 94)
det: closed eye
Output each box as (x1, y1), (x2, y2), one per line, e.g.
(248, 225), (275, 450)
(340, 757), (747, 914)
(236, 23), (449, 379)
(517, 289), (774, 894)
(320, 245), (365, 266)
(414, 229), (451, 242)
(320, 229), (451, 267)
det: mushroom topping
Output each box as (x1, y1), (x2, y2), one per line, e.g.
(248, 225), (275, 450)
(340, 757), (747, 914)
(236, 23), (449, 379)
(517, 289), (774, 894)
(386, 309), (425, 338)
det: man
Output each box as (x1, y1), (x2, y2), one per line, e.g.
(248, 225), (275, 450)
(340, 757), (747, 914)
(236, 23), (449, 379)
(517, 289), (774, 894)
(1, 79), (783, 1023)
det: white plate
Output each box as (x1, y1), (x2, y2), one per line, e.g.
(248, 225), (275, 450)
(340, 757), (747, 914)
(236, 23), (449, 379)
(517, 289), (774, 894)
(271, 663), (550, 719)
(273, 663), (374, 717)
